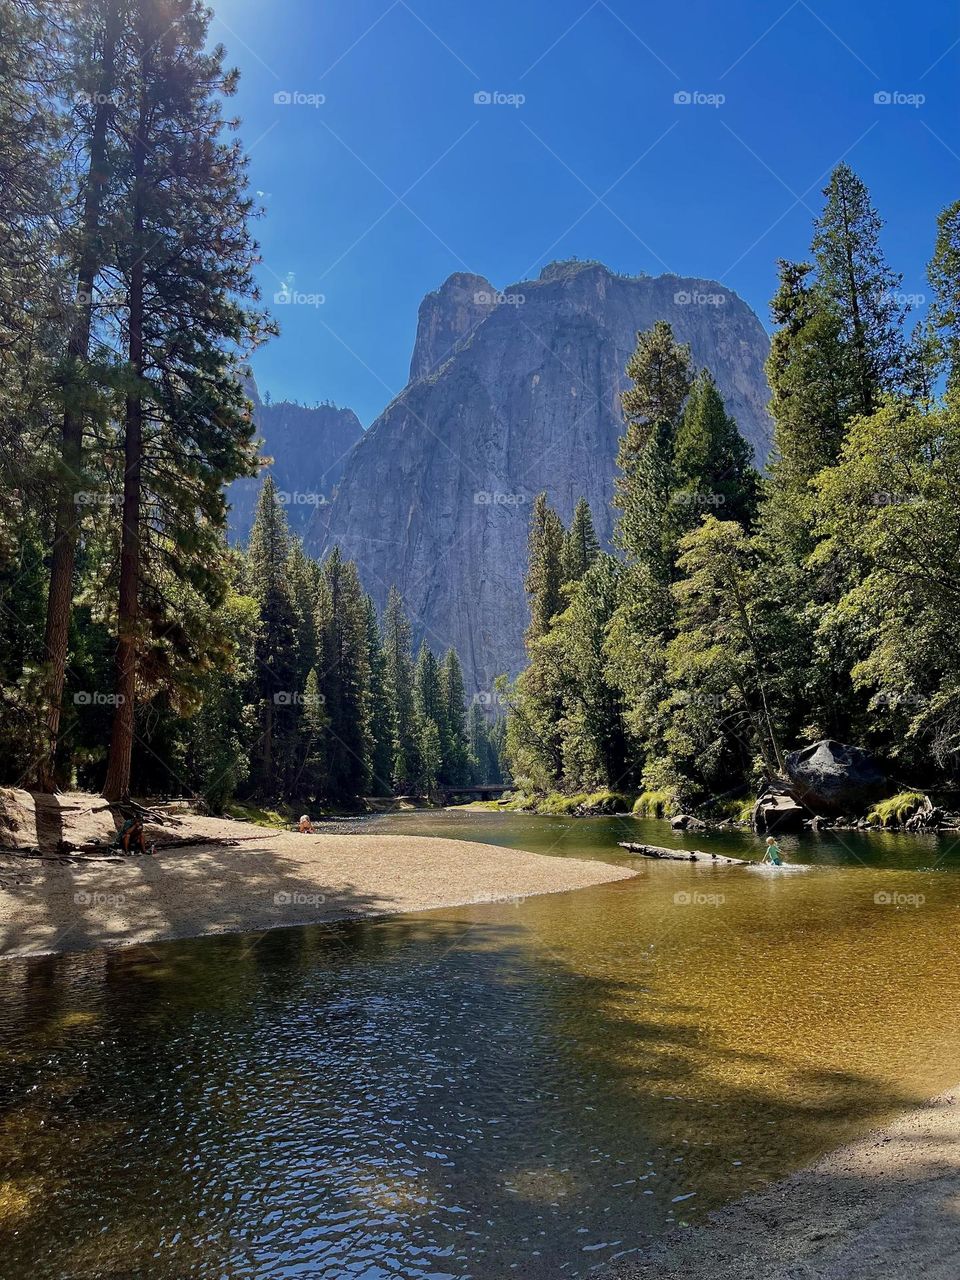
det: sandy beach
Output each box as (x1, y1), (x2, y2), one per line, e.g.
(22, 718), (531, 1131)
(0, 789), (634, 959)
(609, 1086), (960, 1280)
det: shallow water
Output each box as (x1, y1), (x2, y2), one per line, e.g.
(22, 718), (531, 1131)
(1, 812), (959, 1279)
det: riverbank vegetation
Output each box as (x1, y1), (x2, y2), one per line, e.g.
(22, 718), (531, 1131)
(504, 166), (960, 816)
(0, 0), (504, 812)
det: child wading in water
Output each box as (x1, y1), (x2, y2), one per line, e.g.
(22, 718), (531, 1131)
(761, 835), (783, 865)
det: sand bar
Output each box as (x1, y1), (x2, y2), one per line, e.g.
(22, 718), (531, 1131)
(0, 790), (634, 959)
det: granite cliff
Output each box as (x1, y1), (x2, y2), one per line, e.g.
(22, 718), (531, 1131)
(227, 377), (363, 543)
(306, 260), (773, 693)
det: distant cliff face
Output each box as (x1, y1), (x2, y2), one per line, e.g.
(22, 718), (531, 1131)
(310, 261), (773, 693)
(228, 378), (363, 543)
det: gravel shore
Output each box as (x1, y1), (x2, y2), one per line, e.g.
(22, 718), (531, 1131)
(609, 1087), (960, 1280)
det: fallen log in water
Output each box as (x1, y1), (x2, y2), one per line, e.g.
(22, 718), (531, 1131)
(618, 841), (749, 866)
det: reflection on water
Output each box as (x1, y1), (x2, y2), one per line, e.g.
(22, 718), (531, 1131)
(1, 812), (959, 1279)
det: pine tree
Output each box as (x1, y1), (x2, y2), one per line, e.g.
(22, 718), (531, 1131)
(671, 370), (759, 535)
(182, 587), (260, 811)
(670, 517), (785, 780)
(316, 548), (371, 802)
(441, 648), (470, 785)
(365, 596), (394, 795)
(246, 477), (298, 796)
(928, 198), (960, 397)
(102, 0), (270, 798)
(614, 321), (692, 580)
(466, 700), (486, 782)
(382, 585), (420, 791)
(39, 0), (125, 788)
(552, 554), (635, 791)
(524, 493), (566, 640)
(811, 162), (905, 416)
(418, 719), (442, 797)
(0, 0), (71, 776)
(286, 539), (319, 689)
(414, 643), (448, 789)
(295, 665), (329, 803)
(766, 260), (851, 484)
(562, 497), (599, 582)
(510, 495), (569, 788)
(619, 319), (693, 446)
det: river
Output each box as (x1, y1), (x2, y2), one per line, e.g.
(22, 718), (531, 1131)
(1, 811), (958, 1278)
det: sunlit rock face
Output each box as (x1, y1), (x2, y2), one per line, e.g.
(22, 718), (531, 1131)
(310, 261), (773, 692)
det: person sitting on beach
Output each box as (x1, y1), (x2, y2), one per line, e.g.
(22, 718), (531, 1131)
(298, 814), (314, 834)
(761, 835), (783, 866)
(116, 815), (149, 855)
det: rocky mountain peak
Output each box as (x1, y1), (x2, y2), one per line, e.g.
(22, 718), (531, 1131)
(409, 271), (499, 382)
(313, 262), (774, 694)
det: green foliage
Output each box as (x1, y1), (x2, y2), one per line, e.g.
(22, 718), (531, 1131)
(562, 497), (599, 582)
(507, 167), (951, 811)
(811, 162), (905, 415)
(929, 198), (960, 399)
(815, 400), (960, 771)
(0, 5), (480, 814)
(632, 790), (672, 818)
(440, 649), (471, 785)
(671, 370), (759, 535)
(525, 492), (567, 640)
(526, 790), (634, 816)
(867, 792), (927, 828)
(382, 585), (421, 791)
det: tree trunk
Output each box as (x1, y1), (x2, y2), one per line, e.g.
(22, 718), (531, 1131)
(38, 4), (120, 790)
(102, 83), (147, 803)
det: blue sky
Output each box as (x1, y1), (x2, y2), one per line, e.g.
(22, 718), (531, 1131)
(211, 0), (960, 425)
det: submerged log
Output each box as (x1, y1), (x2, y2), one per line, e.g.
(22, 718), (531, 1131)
(618, 841), (749, 866)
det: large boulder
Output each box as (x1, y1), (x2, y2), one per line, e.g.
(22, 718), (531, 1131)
(671, 814), (707, 831)
(784, 740), (889, 817)
(753, 790), (806, 832)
